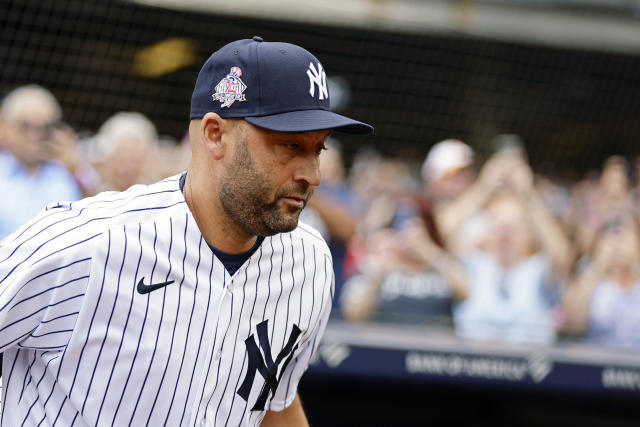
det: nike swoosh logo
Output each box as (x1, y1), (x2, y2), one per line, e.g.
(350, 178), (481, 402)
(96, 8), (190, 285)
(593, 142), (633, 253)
(137, 277), (175, 294)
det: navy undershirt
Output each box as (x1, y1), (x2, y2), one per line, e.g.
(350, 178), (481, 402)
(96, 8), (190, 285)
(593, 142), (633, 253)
(208, 237), (265, 276)
(180, 172), (264, 276)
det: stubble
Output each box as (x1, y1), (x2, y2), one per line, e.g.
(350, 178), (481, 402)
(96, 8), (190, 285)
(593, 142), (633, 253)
(218, 127), (308, 236)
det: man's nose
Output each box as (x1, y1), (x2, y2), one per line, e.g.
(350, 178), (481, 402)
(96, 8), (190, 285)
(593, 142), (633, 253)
(293, 155), (321, 187)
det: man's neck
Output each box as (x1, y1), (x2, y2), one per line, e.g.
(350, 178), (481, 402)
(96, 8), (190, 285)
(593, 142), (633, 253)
(182, 170), (258, 254)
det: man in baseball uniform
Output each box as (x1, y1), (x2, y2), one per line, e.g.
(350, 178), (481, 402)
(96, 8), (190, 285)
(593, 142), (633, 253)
(0, 36), (372, 426)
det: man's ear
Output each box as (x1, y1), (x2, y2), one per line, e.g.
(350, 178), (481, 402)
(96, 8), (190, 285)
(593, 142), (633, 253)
(200, 112), (228, 160)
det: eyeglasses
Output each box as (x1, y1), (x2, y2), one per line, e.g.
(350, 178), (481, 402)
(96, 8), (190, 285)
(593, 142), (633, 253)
(14, 119), (60, 140)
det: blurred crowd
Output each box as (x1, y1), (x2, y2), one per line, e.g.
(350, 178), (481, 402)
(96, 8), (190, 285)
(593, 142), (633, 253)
(0, 84), (191, 239)
(311, 136), (640, 352)
(333, 135), (640, 351)
(2, 84), (639, 352)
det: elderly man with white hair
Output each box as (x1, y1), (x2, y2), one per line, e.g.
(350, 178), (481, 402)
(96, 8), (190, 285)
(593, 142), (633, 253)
(90, 111), (160, 192)
(0, 84), (81, 239)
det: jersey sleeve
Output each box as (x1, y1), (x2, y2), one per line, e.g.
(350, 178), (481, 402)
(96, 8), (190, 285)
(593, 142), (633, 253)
(0, 209), (96, 352)
(266, 254), (334, 412)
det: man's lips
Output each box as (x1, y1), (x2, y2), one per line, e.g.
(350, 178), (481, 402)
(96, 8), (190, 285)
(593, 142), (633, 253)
(281, 195), (307, 208)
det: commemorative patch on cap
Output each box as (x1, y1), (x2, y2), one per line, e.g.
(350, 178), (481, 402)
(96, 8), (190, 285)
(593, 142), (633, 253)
(212, 66), (247, 108)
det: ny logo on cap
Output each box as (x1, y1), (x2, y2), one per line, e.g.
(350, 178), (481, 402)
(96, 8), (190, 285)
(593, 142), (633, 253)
(237, 319), (302, 411)
(306, 62), (328, 100)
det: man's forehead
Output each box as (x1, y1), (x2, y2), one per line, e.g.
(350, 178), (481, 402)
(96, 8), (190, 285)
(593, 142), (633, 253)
(2, 88), (60, 122)
(4, 97), (58, 123)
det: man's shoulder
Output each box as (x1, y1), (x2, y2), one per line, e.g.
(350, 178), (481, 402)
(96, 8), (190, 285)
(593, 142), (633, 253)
(0, 175), (187, 263)
(287, 220), (332, 258)
(72, 174), (184, 213)
(49, 174), (184, 221)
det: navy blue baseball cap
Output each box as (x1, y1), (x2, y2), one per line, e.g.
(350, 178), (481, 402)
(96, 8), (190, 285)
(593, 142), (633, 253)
(190, 36), (373, 135)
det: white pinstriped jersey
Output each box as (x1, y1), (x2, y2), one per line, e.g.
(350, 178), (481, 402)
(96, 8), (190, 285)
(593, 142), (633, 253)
(0, 174), (334, 426)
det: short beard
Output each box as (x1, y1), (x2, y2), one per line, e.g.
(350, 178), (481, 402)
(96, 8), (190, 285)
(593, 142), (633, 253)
(218, 128), (308, 236)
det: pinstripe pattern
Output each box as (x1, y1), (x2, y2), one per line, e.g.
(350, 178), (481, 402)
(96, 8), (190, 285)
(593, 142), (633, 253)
(0, 175), (334, 426)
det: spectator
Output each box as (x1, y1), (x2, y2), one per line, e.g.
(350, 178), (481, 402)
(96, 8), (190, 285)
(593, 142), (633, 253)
(569, 156), (633, 258)
(422, 138), (475, 210)
(453, 150), (572, 344)
(155, 131), (192, 179)
(344, 154), (418, 280)
(535, 174), (572, 226)
(301, 139), (360, 297)
(349, 151), (416, 234)
(340, 205), (468, 325)
(421, 139), (485, 256)
(564, 215), (640, 349)
(0, 85), (81, 239)
(90, 111), (159, 192)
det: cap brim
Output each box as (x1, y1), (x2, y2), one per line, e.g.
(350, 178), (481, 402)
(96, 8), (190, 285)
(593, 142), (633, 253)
(245, 110), (373, 135)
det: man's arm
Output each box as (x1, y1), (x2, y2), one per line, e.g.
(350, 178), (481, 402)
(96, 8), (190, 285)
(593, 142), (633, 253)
(261, 393), (310, 427)
(509, 159), (573, 276)
(307, 191), (357, 245)
(563, 233), (615, 333)
(0, 209), (96, 354)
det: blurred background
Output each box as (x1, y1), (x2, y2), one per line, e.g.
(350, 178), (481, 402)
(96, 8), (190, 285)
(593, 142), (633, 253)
(2, 0), (640, 425)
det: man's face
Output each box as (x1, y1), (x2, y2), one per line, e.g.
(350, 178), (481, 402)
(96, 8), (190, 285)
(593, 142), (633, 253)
(484, 195), (534, 265)
(99, 136), (150, 191)
(218, 122), (328, 236)
(426, 167), (475, 204)
(1, 95), (59, 169)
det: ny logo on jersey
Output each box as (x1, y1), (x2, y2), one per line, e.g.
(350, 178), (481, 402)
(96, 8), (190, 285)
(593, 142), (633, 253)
(306, 62), (328, 100)
(237, 319), (302, 411)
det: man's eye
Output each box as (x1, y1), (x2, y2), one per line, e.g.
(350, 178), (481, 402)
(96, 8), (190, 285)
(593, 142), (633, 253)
(316, 145), (327, 155)
(285, 143), (300, 150)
